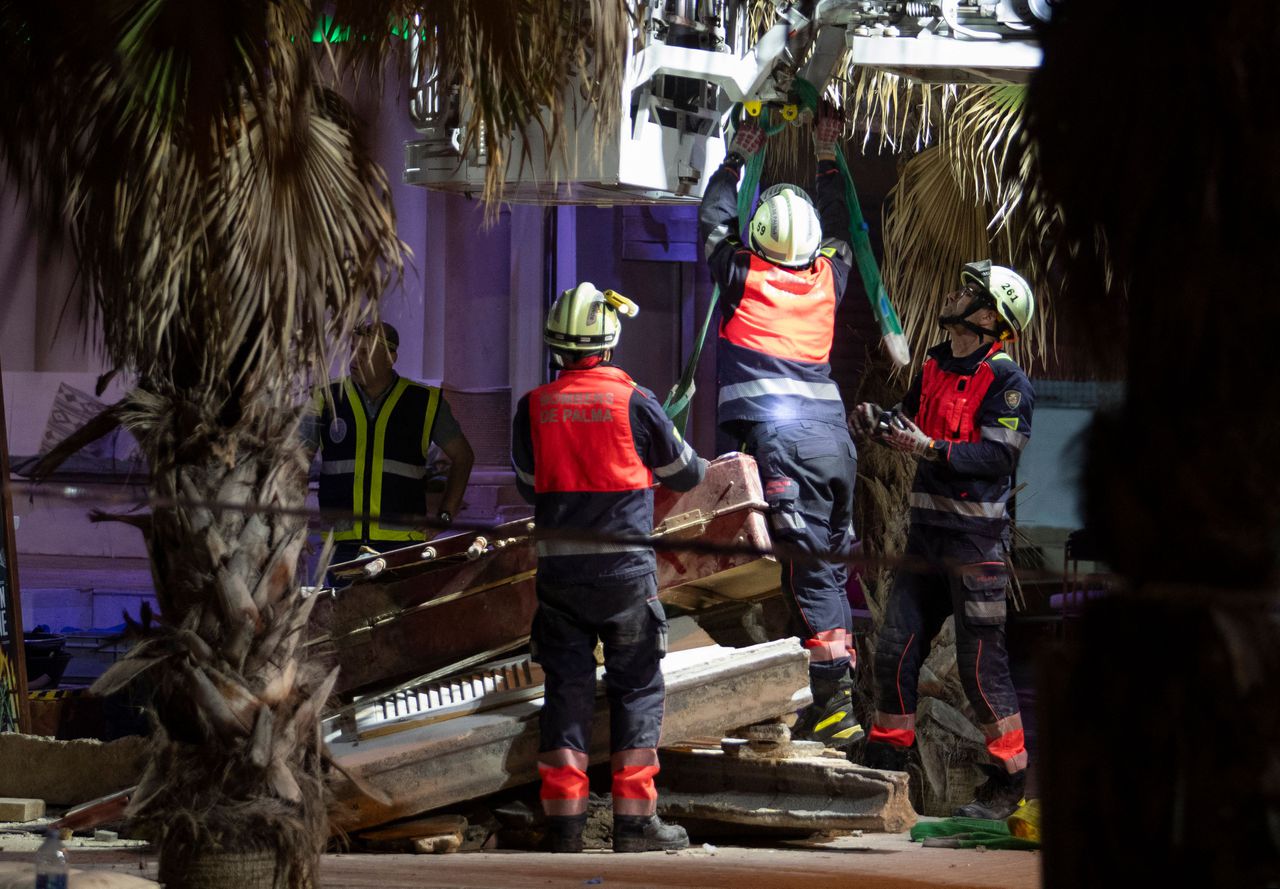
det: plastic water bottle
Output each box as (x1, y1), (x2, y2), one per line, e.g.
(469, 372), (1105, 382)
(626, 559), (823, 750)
(34, 829), (68, 889)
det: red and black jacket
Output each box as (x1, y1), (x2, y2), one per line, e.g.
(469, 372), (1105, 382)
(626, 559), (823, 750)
(699, 159), (853, 428)
(903, 341), (1034, 537)
(511, 365), (706, 584)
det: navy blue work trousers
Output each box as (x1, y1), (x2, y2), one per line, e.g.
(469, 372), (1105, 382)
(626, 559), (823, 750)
(874, 523), (1020, 726)
(741, 418), (858, 683)
(531, 572), (668, 755)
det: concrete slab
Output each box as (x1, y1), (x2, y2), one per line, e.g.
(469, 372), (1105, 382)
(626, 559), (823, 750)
(0, 735), (146, 807)
(657, 748), (917, 833)
(328, 639), (811, 833)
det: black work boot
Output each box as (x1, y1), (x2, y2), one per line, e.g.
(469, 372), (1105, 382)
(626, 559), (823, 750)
(954, 765), (1027, 821)
(612, 814), (689, 853)
(861, 739), (912, 772)
(543, 814), (587, 853)
(792, 676), (866, 749)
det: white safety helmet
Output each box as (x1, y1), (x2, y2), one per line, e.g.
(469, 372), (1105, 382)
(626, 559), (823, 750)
(544, 282), (639, 353)
(749, 183), (822, 268)
(960, 261), (1036, 341)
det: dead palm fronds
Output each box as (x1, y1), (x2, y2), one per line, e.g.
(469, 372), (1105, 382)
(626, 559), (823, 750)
(879, 81), (1067, 377)
(0, 2), (629, 885)
(408, 0), (632, 205)
(847, 67), (951, 156)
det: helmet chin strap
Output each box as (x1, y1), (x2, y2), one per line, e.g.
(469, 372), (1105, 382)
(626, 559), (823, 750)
(938, 297), (1001, 339)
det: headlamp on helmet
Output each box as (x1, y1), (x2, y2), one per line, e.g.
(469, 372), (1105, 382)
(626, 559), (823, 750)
(544, 282), (638, 355)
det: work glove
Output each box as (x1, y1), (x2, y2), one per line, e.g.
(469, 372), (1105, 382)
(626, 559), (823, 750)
(727, 118), (766, 169)
(883, 415), (946, 461)
(849, 402), (882, 439)
(813, 100), (844, 160)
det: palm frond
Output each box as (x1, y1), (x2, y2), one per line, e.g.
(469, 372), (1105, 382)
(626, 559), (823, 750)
(409, 0), (633, 206)
(941, 84), (1024, 208)
(0, 1), (403, 399)
(881, 145), (1054, 374)
(846, 67), (950, 155)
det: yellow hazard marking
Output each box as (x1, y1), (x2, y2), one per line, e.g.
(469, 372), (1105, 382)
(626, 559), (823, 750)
(815, 710), (848, 733)
(831, 725), (864, 740)
(998, 417), (1020, 431)
(28, 688), (86, 700)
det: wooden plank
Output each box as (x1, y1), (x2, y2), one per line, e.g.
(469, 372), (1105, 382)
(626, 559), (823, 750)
(314, 455), (779, 698)
(0, 359), (31, 734)
(327, 639), (811, 833)
(358, 814), (467, 843)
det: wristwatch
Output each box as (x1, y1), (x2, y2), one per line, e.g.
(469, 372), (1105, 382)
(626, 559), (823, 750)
(437, 510), (453, 527)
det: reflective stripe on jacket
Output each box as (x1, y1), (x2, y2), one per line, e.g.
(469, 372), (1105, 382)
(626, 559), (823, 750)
(904, 341), (1034, 536)
(318, 377), (440, 543)
(715, 256), (844, 425)
(700, 160), (852, 428)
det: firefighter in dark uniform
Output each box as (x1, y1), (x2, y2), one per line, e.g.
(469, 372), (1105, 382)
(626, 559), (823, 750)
(853, 260), (1036, 820)
(512, 283), (707, 853)
(308, 322), (475, 567)
(699, 103), (864, 749)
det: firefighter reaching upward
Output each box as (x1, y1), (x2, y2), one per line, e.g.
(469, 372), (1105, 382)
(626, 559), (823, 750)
(853, 260), (1036, 820)
(512, 283), (708, 854)
(699, 103), (866, 751)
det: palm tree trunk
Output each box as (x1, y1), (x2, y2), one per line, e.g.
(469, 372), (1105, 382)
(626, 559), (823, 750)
(95, 393), (332, 888)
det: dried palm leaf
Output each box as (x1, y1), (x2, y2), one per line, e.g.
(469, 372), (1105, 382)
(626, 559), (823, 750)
(409, 0), (632, 206)
(882, 144), (1057, 375)
(846, 67), (951, 155)
(941, 84), (1025, 208)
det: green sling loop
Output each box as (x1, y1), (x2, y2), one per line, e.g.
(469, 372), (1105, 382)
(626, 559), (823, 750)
(662, 138), (766, 433)
(662, 82), (910, 433)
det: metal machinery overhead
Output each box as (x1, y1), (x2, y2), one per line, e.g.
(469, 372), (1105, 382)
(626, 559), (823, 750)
(404, 1), (1053, 206)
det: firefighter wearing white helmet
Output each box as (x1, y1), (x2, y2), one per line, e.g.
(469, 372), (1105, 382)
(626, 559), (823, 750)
(543, 282), (639, 361)
(852, 258), (1037, 822)
(513, 281), (707, 854)
(698, 101), (868, 753)
(955, 261), (1036, 341)
(748, 183), (823, 268)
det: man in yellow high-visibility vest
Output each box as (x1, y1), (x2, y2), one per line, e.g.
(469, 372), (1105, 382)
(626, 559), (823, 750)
(306, 322), (474, 567)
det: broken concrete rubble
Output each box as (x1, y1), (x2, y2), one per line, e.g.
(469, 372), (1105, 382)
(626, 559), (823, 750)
(327, 639), (811, 833)
(656, 746), (917, 834)
(0, 735), (145, 807)
(0, 797), (45, 822)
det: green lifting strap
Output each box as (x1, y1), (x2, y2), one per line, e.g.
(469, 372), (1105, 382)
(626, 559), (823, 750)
(836, 148), (910, 367)
(791, 77), (909, 366)
(662, 140), (765, 433)
(662, 83), (910, 431)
